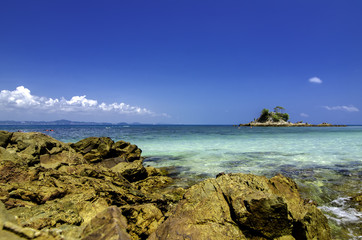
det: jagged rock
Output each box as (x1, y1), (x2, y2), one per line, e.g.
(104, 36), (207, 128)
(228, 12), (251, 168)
(145, 166), (164, 177)
(81, 206), (131, 240)
(149, 173), (331, 240)
(70, 137), (114, 163)
(0, 132), (82, 167)
(0, 201), (59, 240)
(134, 176), (173, 193)
(148, 176), (246, 240)
(0, 131), (12, 147)
(112, 160), (148, 182)
(71, 137), (142, 163)
(121, 203), (164, 240)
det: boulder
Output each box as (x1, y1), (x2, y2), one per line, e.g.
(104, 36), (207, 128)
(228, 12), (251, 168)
(0, 131), (12, 147)
(71, 137), (142, 164)
(112, 160), (148, 182)
(81, 206), (131, 240)
(0, 132), (82, 167)
(149, 173), (331, 240)
(121, 203), (164, 240)
(70, 137), (114, 163)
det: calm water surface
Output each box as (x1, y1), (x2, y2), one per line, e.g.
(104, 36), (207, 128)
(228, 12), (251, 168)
(1, 125), (361, 239)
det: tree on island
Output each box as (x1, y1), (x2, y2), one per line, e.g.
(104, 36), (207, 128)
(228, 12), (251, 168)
(273, 106), (285, 113)
(256, 106), (289, 123)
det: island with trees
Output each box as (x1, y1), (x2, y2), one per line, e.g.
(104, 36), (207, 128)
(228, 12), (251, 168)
(237, 106), (346, 127)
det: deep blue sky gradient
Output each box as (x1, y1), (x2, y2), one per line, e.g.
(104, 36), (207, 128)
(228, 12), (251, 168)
(1, 1), (361, 124)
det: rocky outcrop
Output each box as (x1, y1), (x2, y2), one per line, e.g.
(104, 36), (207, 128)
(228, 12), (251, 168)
(0, 131), (179, 240)
(149, 173), (331, 240)
(0, 131), (331, 240)
(0, 131), (83, 167)
(70, 137), (142, 164)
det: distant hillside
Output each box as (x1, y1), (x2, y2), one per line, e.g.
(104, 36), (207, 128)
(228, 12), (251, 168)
(0, 120), (133, 125)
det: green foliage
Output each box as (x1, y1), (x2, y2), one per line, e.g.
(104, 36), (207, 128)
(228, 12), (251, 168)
(281, 113), (289, 121)
(272, 114), (281, 122)
(258, 108), (270, 122)
(273, 106), (285, 113)
(255, 106), (289, 123)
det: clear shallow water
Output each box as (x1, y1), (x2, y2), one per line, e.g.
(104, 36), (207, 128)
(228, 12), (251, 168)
(1, 125), (361, 239)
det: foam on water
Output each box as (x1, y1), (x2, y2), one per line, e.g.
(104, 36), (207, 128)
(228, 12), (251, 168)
(320, 198), (362, 224)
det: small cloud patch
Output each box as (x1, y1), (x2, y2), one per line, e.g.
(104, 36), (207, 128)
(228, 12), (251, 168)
(300, 113), (309, 117)
(323, 105), (359, 112)
(309, 77), (322, 84)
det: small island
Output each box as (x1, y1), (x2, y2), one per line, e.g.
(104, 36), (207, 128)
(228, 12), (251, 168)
(237, 106), (346, 127)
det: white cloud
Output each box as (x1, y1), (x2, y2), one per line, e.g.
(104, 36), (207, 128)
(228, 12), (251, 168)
(300, 113), (309, 117)
(309, 77), (322, 84)
(0, 86), (154, 115)
(323, 105), (359, 112)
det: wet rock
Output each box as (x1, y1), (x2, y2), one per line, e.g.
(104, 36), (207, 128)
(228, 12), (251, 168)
(351, 193), (362, 212)
(81, 206), (131, 240)
(149, 173), (331, 240)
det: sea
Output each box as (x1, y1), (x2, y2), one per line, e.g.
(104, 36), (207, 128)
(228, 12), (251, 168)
(1, 124), (361, 239)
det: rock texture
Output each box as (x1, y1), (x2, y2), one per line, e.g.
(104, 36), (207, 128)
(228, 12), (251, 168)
(0, 131), (179, 240)
(0, 131), (331, 240)
(149, 173), (331, 240)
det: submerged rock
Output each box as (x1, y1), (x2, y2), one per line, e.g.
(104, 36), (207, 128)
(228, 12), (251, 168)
(0, 131), (332, 240)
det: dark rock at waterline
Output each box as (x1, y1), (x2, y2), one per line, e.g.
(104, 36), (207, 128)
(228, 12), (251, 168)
(0, 131), (331, 240)
(351, 194), (362, 212)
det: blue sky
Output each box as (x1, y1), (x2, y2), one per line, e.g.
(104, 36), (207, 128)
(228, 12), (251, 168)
(1, 1), (361, 124)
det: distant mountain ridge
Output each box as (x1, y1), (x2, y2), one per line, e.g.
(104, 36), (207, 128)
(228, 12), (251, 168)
(0, 120), (140, 125)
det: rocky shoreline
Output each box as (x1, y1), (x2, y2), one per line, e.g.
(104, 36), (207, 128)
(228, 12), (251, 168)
(0, 131), (332, 239)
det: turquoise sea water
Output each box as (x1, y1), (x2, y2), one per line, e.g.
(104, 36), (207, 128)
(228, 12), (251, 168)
(1, 125), (361, 239)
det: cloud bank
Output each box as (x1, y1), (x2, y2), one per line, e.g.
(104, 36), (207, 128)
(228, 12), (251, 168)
(309, 77), (322, 84)
(0, 86), (154, 115)
(323, 105), (359, 112)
